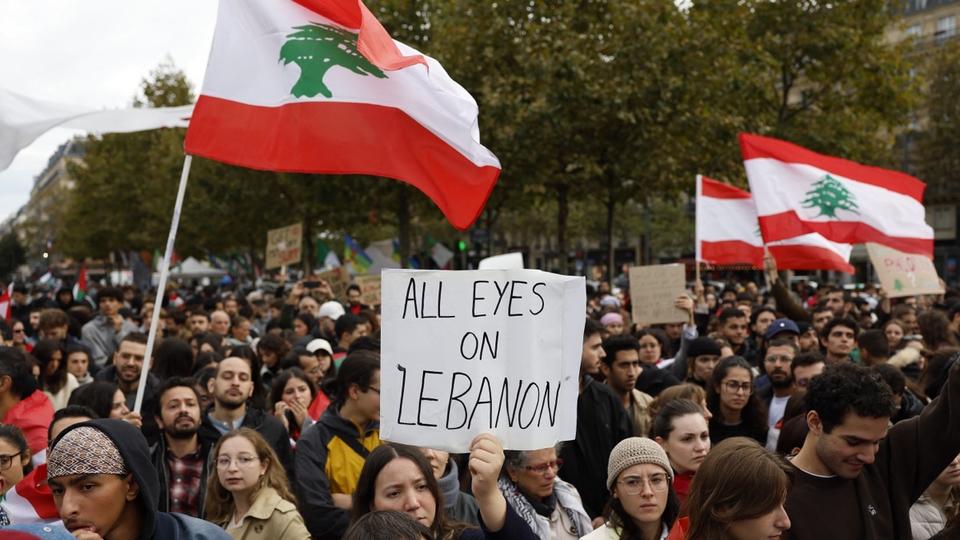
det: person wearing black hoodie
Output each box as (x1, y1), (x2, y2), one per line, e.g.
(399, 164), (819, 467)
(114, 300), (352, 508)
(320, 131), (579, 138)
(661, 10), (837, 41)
(45, 418), (229, 540)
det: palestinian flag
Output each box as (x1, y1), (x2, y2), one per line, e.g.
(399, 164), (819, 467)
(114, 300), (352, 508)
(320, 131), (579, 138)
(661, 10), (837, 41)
(740, 133), (934, 257)
(72, 263), (87, 302)
(0, 283), (11, 321)
(696, 175), (854, 273)
(184, 0), (501, 230)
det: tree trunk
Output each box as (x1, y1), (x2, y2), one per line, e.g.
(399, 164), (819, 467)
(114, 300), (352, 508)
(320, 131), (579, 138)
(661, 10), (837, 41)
(556, 183), (570, 274)
(302, 217), (314, 274)
(397, 187), (411, 269)
(605, 174), (616, 284)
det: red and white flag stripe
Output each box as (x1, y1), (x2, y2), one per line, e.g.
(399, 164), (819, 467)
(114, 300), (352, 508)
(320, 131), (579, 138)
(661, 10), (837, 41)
(696, 175), (854, 273)
(185, 0), (500, 230)
(740, 133), (933, 257)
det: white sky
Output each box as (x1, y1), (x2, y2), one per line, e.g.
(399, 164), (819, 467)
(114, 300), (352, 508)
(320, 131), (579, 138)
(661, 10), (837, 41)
(0, 1), (220, 223)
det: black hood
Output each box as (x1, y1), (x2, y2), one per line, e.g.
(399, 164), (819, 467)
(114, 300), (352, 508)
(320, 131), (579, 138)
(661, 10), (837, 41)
(51, 418), (159, 539)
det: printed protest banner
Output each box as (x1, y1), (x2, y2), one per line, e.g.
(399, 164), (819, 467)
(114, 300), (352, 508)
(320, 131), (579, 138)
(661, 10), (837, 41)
(354, 274), (382, 306)
(265, 223), (303, 269)
(866, 243), (944, 298)
(629, 264), (688, 325)
(380, 269), (585, 452)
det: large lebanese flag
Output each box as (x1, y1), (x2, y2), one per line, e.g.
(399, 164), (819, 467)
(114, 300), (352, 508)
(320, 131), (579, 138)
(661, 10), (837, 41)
(696, 175), (854, 273)
(184, 0), (501, 230)
(740, 133), (933, 257)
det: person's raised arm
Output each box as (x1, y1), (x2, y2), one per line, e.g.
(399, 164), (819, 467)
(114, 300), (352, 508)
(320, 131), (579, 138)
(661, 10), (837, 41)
(469, 433), (508, 532)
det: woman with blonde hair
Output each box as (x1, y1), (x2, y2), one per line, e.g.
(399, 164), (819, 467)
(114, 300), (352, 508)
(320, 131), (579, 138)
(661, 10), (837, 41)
(205, 428), (310, 539)
(667, 437), (791, 539)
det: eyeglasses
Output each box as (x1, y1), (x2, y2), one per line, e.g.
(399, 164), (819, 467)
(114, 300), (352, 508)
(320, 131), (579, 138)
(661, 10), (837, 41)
(0, 452), (22, 471)
(216, 455), (260, 469)
(366, 386), (381, 395)
(617, 473), (669, 494)
(523, 459), (563, 474)
(723, 381), (752, 394)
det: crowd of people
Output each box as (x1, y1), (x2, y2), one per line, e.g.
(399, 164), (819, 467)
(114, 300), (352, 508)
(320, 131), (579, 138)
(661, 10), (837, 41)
(0, 254), (958, 540)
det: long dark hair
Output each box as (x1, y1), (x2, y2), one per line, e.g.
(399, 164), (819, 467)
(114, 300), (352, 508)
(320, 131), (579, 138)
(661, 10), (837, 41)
(33, 339), (68, 394)
(153, 338), (195, 379)
(269, 367), (317, 409)
(707, 356), (767, 434)
(67, 380), (119, 419)
(352, 444), (471, 539)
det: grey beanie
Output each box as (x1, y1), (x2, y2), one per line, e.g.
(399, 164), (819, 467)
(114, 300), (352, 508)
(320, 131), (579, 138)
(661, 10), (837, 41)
(607, 437), (673, 490)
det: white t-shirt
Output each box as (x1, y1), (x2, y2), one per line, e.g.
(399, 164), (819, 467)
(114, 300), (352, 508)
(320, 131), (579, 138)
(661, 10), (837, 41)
(766, 394), (791, 451)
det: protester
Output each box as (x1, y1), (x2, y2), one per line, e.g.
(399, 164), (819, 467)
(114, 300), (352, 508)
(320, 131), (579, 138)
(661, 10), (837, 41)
(205, 428), (310, 539)
(151, 376), (212, 518)
(351, 437), (539, 539)
(819, 318), (858, 365)
(910, 453), (960, 539)
(499, 445), (592, 538)
(419, 446), (480, 526)
(679, 337), (721, 389)
(0, 346), (53, 464)
(785, 361), (960, 539)
(601, 336), (654, 437)
(344, 510), (432, 539)
(757, 338), (798, 451)
(560, 320), (632, 522)
(296, 351), (382, 539)
(64, 344), (92, 386)
(651, 399), (710, 504)
(582, 437), (680, 540)
(667, 437), (791, 540)
(270, 367), (317, 443)
(649, 384), (711, 421)
(46, 418), (230, 539)
(33, 339), (79, 411)
(67, 380), (142, 428)
(0, 425), (30, 496)
(80, 287), (138, 367)
(706, 356), (767, 445)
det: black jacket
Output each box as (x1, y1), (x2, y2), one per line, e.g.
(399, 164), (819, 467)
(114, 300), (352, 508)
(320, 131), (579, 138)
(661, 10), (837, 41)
(558, 376), (632, 518)
(149, 435), (215, 518)
(198, 406), (294, 484)
(52, 419), (229, 540)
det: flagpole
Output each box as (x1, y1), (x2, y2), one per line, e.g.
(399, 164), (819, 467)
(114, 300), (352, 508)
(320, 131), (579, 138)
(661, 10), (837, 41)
(134, 154), (192, 414)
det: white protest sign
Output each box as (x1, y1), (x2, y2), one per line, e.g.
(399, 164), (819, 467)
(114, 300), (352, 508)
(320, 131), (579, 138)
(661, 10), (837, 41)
(380, 269), (585, 452)
(866, 243), (944, 298)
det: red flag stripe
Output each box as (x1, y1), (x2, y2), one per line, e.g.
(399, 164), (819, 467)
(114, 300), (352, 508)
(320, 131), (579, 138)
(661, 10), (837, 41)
(185, 96), (499, 231)
(292, 0), (427, 72)
(768, 244), (855, 274)
(699, 241), (764, 267)
(759, 211), (933, 257)
(700, 176), (751, 200)
(739, 133), (926, 202)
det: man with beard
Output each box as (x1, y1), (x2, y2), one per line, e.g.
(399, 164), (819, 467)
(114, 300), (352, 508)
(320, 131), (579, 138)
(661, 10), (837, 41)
(197, 356), (293, 483)
(758, 337), (797, 452)
(151, 377), (211, 518)
(95, 332), (160, 441)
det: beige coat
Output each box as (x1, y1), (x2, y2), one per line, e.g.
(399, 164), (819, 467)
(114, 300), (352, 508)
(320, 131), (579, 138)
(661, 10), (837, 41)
(226, 487), (311, 540)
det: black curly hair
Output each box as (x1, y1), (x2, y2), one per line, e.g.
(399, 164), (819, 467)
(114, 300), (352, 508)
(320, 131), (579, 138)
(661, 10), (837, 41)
(806, 363), (895, 433)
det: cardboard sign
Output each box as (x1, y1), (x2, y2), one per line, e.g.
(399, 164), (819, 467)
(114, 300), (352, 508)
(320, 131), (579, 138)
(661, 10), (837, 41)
(866, 243), (944, 298)
(380, 269), (585, 452)
(354, 274), (382, 306)
(315, 267), (351, 301)
(629, 264), (687, 325)
(265, 224), (303, 270)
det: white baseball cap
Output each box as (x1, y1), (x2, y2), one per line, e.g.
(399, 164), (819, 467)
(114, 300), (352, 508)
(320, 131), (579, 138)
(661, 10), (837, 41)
(306, 338), (334, 356)
(318, 301), (345, 321)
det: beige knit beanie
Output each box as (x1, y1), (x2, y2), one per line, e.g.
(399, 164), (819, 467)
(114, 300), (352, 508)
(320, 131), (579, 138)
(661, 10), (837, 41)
(606, 437), (673, 490)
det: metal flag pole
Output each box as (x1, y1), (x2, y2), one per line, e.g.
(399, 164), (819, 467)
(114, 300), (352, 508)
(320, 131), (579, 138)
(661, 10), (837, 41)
(133, 154), (192, 414)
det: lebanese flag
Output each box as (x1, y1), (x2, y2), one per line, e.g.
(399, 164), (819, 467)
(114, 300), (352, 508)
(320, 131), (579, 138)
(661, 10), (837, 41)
(0, 282), (12, 321)
(740, 133), (933, 257)
(184, 0), (501, 230)
(696, 175), (854, 273)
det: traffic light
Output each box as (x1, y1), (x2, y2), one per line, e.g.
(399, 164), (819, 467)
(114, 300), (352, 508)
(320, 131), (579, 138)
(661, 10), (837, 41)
(457, 240), (467, 251)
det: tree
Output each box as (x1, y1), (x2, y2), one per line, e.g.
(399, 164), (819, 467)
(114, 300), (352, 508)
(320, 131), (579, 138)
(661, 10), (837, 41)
(0, 232), (25, 279)
(801, 175), (860, 219)
(916, 39), (960, 204)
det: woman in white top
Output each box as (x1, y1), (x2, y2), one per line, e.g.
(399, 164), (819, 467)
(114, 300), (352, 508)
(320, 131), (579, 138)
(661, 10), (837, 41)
(34, 339), (79, 410)
(911, 453), (960, 539)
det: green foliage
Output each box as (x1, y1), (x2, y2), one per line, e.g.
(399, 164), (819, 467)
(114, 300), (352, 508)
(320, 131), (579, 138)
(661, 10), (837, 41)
(916, 39), (960, 204)
(133, 58), (194, 108)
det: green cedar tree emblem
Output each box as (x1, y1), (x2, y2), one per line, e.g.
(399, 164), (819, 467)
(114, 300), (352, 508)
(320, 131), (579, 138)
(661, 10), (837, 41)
(279, 23), (387, 99)
(801, 174), (860, 219)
